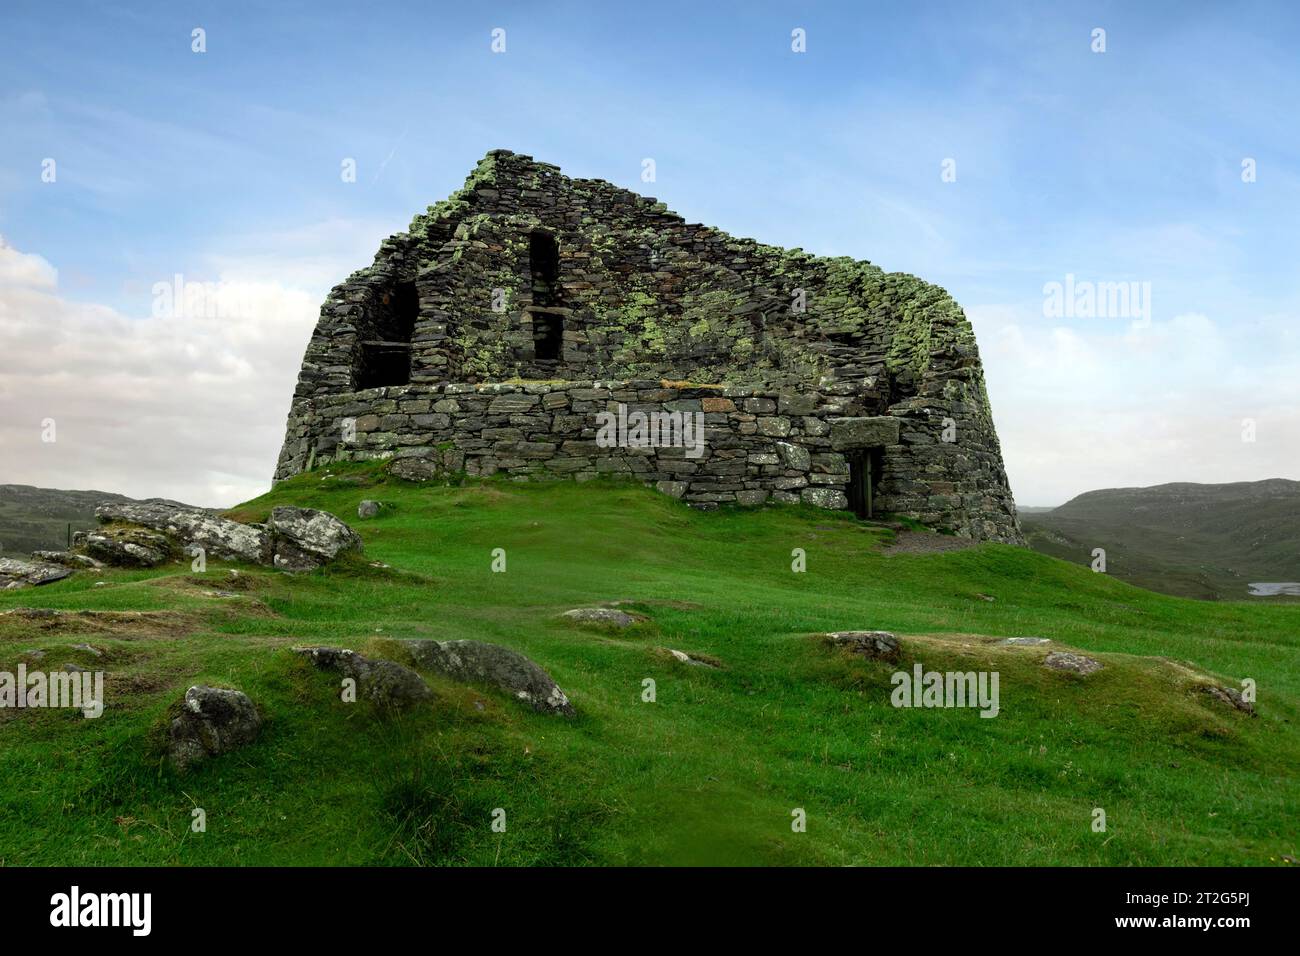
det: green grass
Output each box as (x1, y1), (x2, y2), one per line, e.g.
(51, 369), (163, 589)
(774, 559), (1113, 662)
(1, 461), (1296, 866)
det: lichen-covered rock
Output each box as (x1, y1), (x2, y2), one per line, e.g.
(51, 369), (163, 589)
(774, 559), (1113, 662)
(0, 557), (73, 589)
(829, 416), (901, 450)
(84, 528), (171, 567)
(1043, 651), (1104, 675)
(268, 507), (363, 571)
(292, 646), (433, 709)
(31, 550), (104, 570)
(1202, 684), (1255, 715)
(168, 685), (262, 770)
(562, 607), (641, 628)
(96, 501), (269, 563)
(357, 500), (381, 519)
(826, 630), (902, 661)
(400, 639), (574, 715)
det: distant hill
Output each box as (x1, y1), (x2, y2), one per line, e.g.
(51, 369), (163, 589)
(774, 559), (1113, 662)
(1020, 479), (1300, 600)
(0, 485), (197, 557)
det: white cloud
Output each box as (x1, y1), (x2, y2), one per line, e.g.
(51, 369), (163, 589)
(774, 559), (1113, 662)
(0, 235), (322, 507)
(970, 304), (1300, 506)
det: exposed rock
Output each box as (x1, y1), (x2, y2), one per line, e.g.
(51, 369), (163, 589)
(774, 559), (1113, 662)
(562, 607), (642, 628)
(84, 528), (171, 567)
(400, 639), (574, 715)
(1202, 684), (1255, 715)
(31, 550), (104, 570)
(1000, 637), (1051, 646)
(667, 648), (718, 668)
(267, 507), (364, 571)
(70, 643), (104, 658)
(93, 500), (363, 572)
(0, 557), (73, 589)
(1043, 651), (1103, 675)
(96, 501), (268, 563)
(825, 630), (902, 661)
(292, 646), (433, 710)
(357, 500), (381, 519)
(168, 685), (262, 770)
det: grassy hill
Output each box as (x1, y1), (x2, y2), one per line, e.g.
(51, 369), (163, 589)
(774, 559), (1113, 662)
(1021, 480), (1300, 600)
(0, 463), (1295, 866)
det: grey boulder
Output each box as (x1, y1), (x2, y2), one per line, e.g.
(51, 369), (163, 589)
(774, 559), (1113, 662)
(0, 557), (73, 589)
(401, 639), (574, 716)
(357, 500), (381, 519)
(268, 507), (363, 571)
(96, 501), (269, 563)
(31, 550), (104, 570)
(84, 528), (171, 567)
(168, 685), (262, 770)
(293, 646), (433, 710)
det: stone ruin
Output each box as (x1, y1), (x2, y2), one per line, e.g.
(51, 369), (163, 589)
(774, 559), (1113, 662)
(275, 150), (1022, 543)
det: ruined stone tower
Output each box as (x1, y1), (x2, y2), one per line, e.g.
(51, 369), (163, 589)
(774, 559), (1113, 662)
(275, 150), (1022, 543)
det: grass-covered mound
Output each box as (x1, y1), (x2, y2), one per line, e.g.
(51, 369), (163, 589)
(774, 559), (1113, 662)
(0, 462), (1295, 866)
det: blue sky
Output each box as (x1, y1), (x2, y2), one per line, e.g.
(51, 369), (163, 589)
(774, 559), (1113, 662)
(1, 0), (1297, 506)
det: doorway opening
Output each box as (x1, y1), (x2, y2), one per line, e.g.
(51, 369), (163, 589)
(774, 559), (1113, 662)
(848, 447), (884, 519)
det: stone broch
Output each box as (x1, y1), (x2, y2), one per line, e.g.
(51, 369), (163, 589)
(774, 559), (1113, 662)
(274, 150), (1022, 542)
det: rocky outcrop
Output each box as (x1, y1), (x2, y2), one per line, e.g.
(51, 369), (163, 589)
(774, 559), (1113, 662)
(168, 685), (262, 770)
(30, 550), (104, 570)
(91, 501), (361, 571)
(267, 507), (363, 571)
(96, 501), (268, 563)
(293, 646), (433, 710)
(1202, 684), (1255, 715)
(0, 557), (73, 589)
(825, 630), (902, 661)
(85, 527), (171, 567)
(400, 639), (574, 716)
(1043, 651), (1103, 675)
(562, 607), (642, 628)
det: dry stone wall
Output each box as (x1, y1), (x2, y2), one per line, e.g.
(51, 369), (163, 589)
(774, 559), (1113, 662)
(276, 150), (1022, 543)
